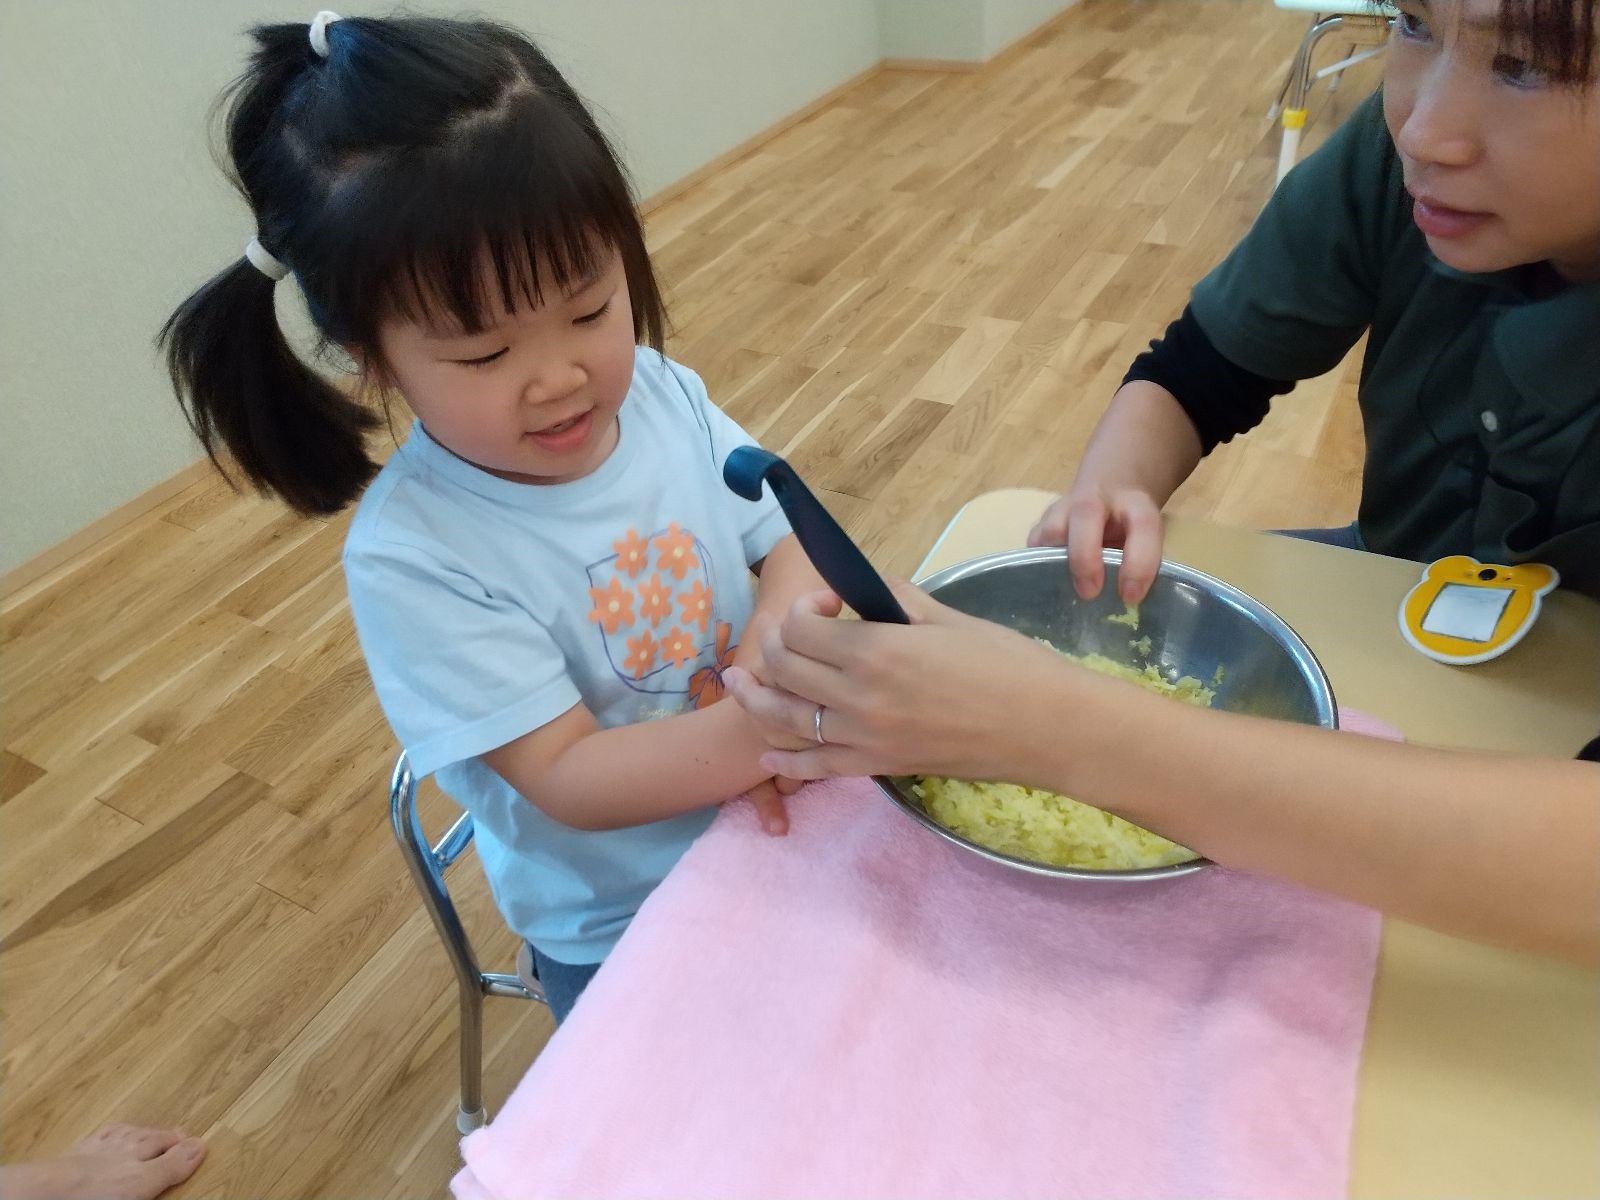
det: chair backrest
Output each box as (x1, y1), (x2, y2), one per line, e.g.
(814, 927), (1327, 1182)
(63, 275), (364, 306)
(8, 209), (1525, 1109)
(389, 752), (542, 1002)
(390, 752), (490, 994)
(1273, 1), (1395, 13)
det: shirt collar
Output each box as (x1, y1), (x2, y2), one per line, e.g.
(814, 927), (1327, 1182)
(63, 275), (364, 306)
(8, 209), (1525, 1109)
(1427, 253), (1600, 408)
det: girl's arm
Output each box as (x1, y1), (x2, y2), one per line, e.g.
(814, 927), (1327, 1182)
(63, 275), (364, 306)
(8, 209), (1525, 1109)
(751, 533), (823, 598)
(483, 697), (774, 832)
(742, 534), (827, 666)
(483, 536), (824, 833)
(729, 586), (1600, 964)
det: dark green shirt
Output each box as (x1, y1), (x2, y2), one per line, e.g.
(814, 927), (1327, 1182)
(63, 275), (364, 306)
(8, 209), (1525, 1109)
(1192, 92), (1600, 597)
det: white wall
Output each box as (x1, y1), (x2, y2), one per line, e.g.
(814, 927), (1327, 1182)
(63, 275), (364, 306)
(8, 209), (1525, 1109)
(512, 2), (880, 202)
(879, 0), (1077, 63)
(0, 1), (879, 575)
(1, 0), (1082, 576)
(879, 0), (986, 62)
(983, 0), (1079, 59)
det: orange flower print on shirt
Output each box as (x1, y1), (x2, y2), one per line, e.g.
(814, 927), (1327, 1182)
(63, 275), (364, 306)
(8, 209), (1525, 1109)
(688, 622), (736, 710)
(613, 528), (650, 579)
(654, 522), (700, 581)
(637, 574), (673, 628)
(587, 578), (635, 635)
(659, 626), (699, 671)
(622, 631), (659, 679)
(678, 579), (714, 633)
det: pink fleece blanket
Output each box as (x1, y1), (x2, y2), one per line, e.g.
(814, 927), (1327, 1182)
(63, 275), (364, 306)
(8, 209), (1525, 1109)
(454, 711), (1395, 1200)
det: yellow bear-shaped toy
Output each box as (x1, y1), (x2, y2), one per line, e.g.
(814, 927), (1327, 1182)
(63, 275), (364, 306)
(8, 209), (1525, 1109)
(1399, 555), (1559, 665)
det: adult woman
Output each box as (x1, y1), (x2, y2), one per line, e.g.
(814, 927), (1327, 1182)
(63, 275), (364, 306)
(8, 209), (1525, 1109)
(727, 0), (1600, 964)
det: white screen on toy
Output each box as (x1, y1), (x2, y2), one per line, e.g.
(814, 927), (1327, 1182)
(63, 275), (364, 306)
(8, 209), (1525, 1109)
(1420, 584), (1513, 643)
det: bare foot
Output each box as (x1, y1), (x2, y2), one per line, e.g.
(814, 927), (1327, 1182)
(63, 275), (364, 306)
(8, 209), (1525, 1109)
(0, 1124), (205, 1200)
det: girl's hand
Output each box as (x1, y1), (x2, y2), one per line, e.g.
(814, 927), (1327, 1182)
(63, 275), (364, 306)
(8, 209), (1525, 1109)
(742, 774), (798, 836)
(1029, 483), (1164, 605)
(724, 584), (1070, 784)
(731, 612), (772, 682)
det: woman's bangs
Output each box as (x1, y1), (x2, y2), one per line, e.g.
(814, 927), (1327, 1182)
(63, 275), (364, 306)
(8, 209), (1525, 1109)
(1497, 0), (1597, 83)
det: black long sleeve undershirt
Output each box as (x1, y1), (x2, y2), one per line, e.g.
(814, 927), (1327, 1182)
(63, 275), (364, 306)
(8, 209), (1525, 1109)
(1122, 305), (1296, 454)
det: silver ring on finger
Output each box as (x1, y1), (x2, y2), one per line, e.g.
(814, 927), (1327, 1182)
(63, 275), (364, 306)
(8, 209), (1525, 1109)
(813, 704), (827, 745)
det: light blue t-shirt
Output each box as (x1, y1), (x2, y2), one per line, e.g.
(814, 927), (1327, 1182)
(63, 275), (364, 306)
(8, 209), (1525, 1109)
(344, 349), (790, 964)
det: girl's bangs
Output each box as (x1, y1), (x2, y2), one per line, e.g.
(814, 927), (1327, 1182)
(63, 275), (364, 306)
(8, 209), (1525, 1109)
(318, 91), (643, 341)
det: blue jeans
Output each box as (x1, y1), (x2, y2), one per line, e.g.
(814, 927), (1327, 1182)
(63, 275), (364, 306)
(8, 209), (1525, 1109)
(1275, 521), (1365, 551)
(531, 947), (602, 1024)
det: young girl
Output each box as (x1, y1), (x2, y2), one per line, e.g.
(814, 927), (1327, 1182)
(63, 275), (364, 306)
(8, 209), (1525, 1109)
(727, 0), (1600, 964)
(161, 12), (823, 1022)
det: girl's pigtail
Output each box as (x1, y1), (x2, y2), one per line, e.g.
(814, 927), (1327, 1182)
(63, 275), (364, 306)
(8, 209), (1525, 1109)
(158, 257), (378, 515)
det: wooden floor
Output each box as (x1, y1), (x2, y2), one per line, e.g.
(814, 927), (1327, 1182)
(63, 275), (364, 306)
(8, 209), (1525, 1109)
(1, 2), (1377, 1194)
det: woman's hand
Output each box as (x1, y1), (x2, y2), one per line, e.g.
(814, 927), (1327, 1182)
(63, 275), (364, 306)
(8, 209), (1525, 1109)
(732, 612), (799, 834)
(724, 583), (1072, 784)
(1032, 379), (1203, 605)
(1029, 482), (1165, 604)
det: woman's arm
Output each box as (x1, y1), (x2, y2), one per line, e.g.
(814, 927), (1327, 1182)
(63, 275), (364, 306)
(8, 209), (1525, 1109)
(736, 534), (833, 820)
(727, 585), (1600, 964)
(1057, 683), (1600, 965)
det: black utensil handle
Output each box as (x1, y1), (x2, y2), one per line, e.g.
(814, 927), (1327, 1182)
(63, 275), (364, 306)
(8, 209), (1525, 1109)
(723, 446), (910, 625)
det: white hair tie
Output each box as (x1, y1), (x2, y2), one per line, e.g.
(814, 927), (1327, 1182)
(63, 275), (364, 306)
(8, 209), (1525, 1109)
(244, 237), (290, 281)
(309, 11), (340, 58)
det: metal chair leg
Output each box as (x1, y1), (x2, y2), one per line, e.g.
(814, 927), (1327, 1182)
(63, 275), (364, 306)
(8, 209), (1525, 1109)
(1275, 14), (1394, 185)
(515, 942), (548, 1006)
(1326, 42), (1358, 93)
(389, 753), (542, 1132)
(1277, 15), (1347, 185)
(457, 979), (487, 1132)
(1268, 67), (1293, 121)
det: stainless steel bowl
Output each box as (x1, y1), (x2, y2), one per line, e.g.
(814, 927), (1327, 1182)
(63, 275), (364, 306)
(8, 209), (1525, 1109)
(875, 547), (1338, 881)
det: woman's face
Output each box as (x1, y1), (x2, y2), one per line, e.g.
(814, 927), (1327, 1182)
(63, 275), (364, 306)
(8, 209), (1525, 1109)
(1384, 0), (1600, 280)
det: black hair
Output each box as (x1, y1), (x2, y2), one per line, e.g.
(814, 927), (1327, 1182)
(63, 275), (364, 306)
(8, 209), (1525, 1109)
(1503, 0), (1598, 82)
(1383, 0), (1598, 84)
(160, 15), (666, 514)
